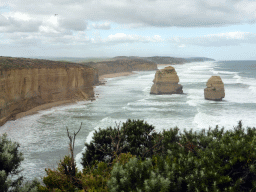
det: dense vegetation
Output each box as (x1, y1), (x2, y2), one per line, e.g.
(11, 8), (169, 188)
(0, 133), (39, 191)
(2, 119), (256, 191)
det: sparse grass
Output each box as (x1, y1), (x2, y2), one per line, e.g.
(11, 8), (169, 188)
(0, 56), (89, 70)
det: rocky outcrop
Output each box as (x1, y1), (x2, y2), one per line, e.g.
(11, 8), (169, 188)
(85, 58), (157, 76)
(150, 66), (183, 94)
(204, 76), (225, 101)
(0, 57), (98, 126)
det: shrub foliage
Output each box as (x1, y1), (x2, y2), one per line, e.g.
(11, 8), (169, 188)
(0, 133), (40, 192)
(40, 119), (256, 191)
(82, 119), (163, 167)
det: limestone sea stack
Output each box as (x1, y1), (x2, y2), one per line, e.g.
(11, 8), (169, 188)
(204, 76), (225, 101)
(150, 66), (183, 94)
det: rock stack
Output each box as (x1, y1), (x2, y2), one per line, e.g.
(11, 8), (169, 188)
(150, 66), (183, 95)
(204, 76), (225, 101)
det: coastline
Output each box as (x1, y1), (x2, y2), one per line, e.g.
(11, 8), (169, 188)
(99, 71), (135, 81)
(157, 63), (177, 66)
(5, 71), (136, 123)
(14, 100), (76, 120)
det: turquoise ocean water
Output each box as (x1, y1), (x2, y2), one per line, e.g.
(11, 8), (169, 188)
(0, 60), (256, 180)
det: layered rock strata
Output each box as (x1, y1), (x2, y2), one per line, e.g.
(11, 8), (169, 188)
(204, 76), (225, 101)
(150, 66), (183, 94)
(0, 57), (98, 126)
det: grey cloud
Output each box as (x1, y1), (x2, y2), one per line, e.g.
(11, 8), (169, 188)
(92, 22), (111, 30)
(0, 16), (42, 32)
(4, 32), (42, 47)
(0, 15), (9, 26)
(59, 17), (87, 31)
(3, 0), (256, 28)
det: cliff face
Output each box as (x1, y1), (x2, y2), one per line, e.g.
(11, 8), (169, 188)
(204, 76), (225, 101)
(85, 58), (157, 76)
(0, 57), (98, 126)
(150, 66), (183, 95)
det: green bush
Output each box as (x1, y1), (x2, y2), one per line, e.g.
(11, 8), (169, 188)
(0, 133), (40, 192)
(40, 120), (256, 191)
(82, 119), (163, 167)
(41, 155), (83, 192)
(81, 152), (135, 192)
(107, 121), (256, 191)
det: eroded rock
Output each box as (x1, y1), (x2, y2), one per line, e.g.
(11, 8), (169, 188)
(204, 76), (225, 101)
(150, 66), (183, 95)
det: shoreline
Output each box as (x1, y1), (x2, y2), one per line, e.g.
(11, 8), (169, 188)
(99, 71), (135, 81)
(6, 72), (136, 122)
(157, 63), (179, 66)
(14, 100), (77, 120)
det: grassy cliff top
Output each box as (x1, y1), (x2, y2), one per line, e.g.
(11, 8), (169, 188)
(0, 56), (90, 70)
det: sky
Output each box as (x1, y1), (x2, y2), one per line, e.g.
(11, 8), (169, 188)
(1, 0), (256, 60)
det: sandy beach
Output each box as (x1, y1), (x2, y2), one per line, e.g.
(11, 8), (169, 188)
(99, 72), (135, 81)
(12, 72), (136, 121)
(14, 100), (76, 119)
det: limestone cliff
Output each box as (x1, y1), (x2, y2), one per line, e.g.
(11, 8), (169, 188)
(85, 58), (157, 76)
(150, 66), (183, 94)
(204, 76), (225, 101)
(0, 57), (98, 126)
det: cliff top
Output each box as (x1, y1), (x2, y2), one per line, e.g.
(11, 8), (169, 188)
(112, 56), (215, 64)
(82, 57), (156, 67)
(0, 56), (90, 70)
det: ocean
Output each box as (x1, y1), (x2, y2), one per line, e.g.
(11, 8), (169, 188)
(0, 60), (256, 181)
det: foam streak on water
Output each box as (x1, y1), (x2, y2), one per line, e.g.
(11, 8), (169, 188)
(1, 61), (256, 180)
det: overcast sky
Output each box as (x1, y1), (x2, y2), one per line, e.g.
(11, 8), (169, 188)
(1, 0), (256, 60)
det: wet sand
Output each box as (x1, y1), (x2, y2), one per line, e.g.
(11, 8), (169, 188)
(99, 72), (135, 81)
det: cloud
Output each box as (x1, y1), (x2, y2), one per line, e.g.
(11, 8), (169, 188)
(0, 13), (42, 32)
(92, 22), (111, 30)
(1, 30), (162, 47)
(1, 0), (256, 54)
(103, 33), (163, 44)
(2, 0), (256, 29)
(59, 17), (87, 31)
(170, 32), (256, 47)
(0, 14), (9, 26)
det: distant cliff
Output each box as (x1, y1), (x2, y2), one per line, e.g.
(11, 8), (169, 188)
(185, 57), (215, 62)
(142, 56), (187, 64)
(0, 57), (98, 126)
(112, 56), (215, 65)
(83, 58), (157, 76)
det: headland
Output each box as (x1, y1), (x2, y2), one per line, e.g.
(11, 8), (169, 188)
(0, 56), (214, 126)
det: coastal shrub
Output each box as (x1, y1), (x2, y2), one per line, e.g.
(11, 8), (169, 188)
(41, 155), (83, 192)
(0, 133), (40, 192)
(40, 120), (256, 191)
(40, 152), (135, 191)
(82, 119), (163, 167)
(80, 152), (135, 191)
(40, 124), (84, 192)
(107, 121), (256, 191)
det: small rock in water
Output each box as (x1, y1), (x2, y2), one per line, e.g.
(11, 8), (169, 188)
(204, 76), (225, 101)
(150, 66), (183, 95)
